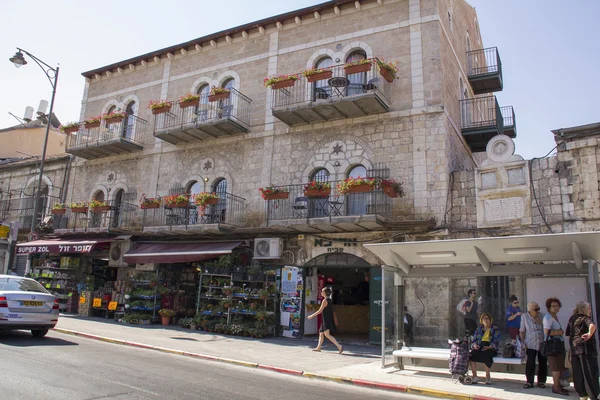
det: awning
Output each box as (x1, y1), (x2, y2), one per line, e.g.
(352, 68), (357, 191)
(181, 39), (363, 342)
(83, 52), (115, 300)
(123, 241), (242, 264)
(16, 238), (113, 254)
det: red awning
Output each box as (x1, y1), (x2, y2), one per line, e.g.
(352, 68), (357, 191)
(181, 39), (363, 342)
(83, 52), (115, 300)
(16, 238), (113, 254)
(123, 241), (242, 264)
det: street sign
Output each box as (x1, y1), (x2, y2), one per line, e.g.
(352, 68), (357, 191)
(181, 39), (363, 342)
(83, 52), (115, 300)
(27, 232), (39, 242)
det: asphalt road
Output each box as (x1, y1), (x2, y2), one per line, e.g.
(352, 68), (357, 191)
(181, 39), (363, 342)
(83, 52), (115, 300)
(0, 330), (431, 400)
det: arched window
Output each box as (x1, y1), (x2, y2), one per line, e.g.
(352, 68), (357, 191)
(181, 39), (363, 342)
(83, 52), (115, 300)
(217, 79), (234, 119)
(107, 105), (116, 115)
(91, 190), (105, 228)
(310, 168), (330, 182)
(222, 78), (234, 91)
(187, 181), (202, 196)
(313, 57), (333, 101)
(347, 165), (367, 216)
(112, 189), (124, 228)
(213, 178), (227, 194)
(346, 50), (368, 96)
(22, 181), (49, 228)
(193, 84), (211, 122)
(308, 168), (331, 218)
(122, 101), (136, 140)
(212, 178), (227, 223)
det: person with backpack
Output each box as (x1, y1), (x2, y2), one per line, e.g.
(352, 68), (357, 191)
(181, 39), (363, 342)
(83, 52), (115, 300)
(463, 289), (479, 336)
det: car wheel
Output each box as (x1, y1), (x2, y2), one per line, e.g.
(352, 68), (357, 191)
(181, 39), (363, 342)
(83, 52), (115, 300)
(31, 329), (49, 338)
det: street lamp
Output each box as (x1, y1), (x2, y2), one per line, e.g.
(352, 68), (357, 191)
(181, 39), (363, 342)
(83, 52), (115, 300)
(9, 48), (60, 235)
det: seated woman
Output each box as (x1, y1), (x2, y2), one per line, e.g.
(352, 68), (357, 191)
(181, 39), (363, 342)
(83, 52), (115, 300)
(470, 313), (501, 385)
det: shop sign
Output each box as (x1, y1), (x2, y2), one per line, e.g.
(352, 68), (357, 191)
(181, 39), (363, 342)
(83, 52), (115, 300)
(108, 302), (117, 311)
(0, 225), (9, 239)
(93, 298), (102, 308)
(79, 296), (86, 304)
(314, 238), (357, 253)
(17, 243), (94, 254)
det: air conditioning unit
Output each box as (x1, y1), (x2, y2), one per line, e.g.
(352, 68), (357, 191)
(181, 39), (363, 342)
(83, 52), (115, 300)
(254, 238), (284, 259)
(108, 240), (132, 267)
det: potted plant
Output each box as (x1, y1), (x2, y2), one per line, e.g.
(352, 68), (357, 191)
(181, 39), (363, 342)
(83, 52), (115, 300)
(162, 193), (190, 208)
(84, 115), (102, 129)
(376, 58), (398, 83)
(69, 202), (89, 214)
(148, 100), (172, 115)
(208, 86), (231, 102)
(259, 186), (290, 200)
(59, 122), (80, 134)
(302, 67), (333, 83)
(193, 192), (219, 215)
(89, 198), (111, 213)
(158, 308), (176, 326)
(344, 58), (373, 75)
(381, 179), (404, 198)
(103, 110), (127, 125)
(263, 74), (298, 90)
(139, 194), (161, 209)
(337, 177), (377, 194)
(304, 181), (331, 197)
(51, 203), (67, 215)
(257, 289), (269, 300)
(256, 310), (267, 321)
(179, 93), (201, 108)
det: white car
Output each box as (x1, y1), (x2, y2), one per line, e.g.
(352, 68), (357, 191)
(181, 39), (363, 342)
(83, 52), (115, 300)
(0, 275), (59, 337)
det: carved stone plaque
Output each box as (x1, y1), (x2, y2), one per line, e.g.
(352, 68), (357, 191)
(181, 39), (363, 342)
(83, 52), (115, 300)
(484, 197), (524, 222)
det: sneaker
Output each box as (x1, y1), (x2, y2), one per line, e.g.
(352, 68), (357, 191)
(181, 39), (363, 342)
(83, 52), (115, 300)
(560, 379), (570, 388)
(485, 377), (492, 385)
(472, 377), (479, 384)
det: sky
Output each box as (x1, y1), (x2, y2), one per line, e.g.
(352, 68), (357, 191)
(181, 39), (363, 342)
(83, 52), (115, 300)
(1, 0), (598, 160)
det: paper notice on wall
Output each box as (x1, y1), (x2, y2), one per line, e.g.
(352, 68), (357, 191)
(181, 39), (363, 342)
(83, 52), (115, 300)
(280, 311), (291, 326)
(281, 266), (298, 295)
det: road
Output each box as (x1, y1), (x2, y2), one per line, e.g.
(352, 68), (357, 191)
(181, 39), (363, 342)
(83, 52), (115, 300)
(0, 330), (431, 400)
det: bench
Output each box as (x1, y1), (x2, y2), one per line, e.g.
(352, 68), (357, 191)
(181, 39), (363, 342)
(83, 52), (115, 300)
(392, 346), (523, 365)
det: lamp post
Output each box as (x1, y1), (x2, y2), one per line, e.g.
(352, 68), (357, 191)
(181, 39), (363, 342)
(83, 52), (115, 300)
(9, 48), (59, 235)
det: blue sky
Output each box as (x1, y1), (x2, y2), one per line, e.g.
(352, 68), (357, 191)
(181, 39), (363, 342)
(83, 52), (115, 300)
(1, 0), (598, 160)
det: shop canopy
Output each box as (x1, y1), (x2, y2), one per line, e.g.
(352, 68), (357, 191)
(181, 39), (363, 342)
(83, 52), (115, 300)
(123, 241), (243, 264)
(16, 238), (113, 255)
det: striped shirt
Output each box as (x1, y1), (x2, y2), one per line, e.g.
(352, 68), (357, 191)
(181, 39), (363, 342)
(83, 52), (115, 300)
(520, 312), (544, 351)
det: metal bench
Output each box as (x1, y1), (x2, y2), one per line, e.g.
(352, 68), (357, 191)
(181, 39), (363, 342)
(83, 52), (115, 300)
(393, 346), (522, 365)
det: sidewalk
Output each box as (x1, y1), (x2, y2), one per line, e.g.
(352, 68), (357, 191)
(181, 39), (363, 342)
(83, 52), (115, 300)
(54, 315), (565, 400)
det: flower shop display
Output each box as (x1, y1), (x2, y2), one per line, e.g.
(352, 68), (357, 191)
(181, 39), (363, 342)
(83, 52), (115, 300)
(193, 192), (219, 215)
(84, 116), (102, 129)
(259, 186), (290, 200)
(59, 122), (80, 134)
(148, 100), (172, 115)
(51, 203), (67, 215)
(302, 67), (333, 83)
(139, 194), (161, 209)
(162, 193), (190, 208)
(69, 202), (88, 214)
(158, 308), (176, 326)
(179, 93), (200, 108)
(344, 58), (373, 75)
(381, 179), (404, 198)
(337, 177), (377, 194)
(89, 198), (111, 213)
(376, 58), (398, 83)
(263, 74), (298, 89)
(208, 86), (231, 102)
(303, 181), (332, 197)
(103, 111), (127, 124)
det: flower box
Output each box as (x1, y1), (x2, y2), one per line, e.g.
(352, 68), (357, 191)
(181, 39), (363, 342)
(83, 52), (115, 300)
(201, 198), (219, 206)
(141, 203), (160, 209)
(304, 188), (329, 198)
(168, 201), (190, 208)
(345, 63), (371, 75)
(104, 117), (124, 125)
(52, 208), (66, 215)
(306, 70), (333, 83)
(179, 98), (200, 108)
(264, 192), (289, 200)
(91, 206), (111, 213)
(346, 184), (373, 193)
(383, 185), (399, 198)
(71, 207), (88, 214)
(379, 68), (395, 83)
(63, 125), (80, 134)
(84, 122), (100, 129)
(271, 79), (296, 90)
(208, 92), (230, 102)
(151, 105), (172, 115)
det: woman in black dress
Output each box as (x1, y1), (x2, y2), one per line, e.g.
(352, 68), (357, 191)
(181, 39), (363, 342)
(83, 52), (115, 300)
(308, 287), (343, 354)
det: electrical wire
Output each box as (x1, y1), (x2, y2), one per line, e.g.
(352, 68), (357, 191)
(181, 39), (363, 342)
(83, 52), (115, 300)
(529, 144), (559, 234)
(413, 277), (425, 327)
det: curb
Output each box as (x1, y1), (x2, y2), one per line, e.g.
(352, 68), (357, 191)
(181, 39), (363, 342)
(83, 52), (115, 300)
(53, 328), (485, 400)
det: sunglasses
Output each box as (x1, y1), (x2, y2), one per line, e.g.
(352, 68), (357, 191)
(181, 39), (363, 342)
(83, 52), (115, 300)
(513, 302), (519, 304)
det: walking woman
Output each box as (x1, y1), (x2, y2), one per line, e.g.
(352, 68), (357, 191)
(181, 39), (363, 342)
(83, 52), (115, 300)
(469, 313), (501, 385)
(307, 287), (343, 354)
(544, 297), (569, 396)
(520, 301), (547, 389)
(566, 301), (599, 400)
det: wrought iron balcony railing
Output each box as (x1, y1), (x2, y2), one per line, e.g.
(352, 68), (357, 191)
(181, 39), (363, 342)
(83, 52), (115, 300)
(0, 195), (63, 230)
(500, 105), (517, 138)
(52, 200), (138, 231)
(141, 192), (245, 229)
(466, 47), (503, 94)
(265, 181), (392, 222)
(460, 96), (504, 132)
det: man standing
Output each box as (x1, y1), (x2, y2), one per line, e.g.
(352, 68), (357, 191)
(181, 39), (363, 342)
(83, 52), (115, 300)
(464, 289), (478, 336)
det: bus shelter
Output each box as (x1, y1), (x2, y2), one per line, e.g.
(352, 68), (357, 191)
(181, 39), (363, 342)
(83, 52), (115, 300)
(363, 231), (600, 368)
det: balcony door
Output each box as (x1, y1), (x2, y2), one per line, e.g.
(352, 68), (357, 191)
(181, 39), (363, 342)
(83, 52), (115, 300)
(122, 101), (136, 140)
(313, 57), (333, 101)
(347, 165), (367, 216)
(213, 179), (227, 223)
(218, 79), (235, 119)
(195, 84), (210, 123)
(91, 191), (105, 228)
(112, 189), (124, 228)
(21, 183), (48, 230)
(187, 181), (202, 225)
(309, 168), (330, 218)
(346, 50), (368, 96)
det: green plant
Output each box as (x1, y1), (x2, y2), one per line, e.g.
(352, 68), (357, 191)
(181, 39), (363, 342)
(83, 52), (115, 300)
(255, 310), (267, 321)
(148, 100), (172, 110)
(68, 202), (88, 209)
(301, 67), (331, 77)
(162, 193), (190, 207)
(158, 308), (176, 318)
(139, 194), (161, 208)
(257, 289), (269, 300)
(263, 74), (298, 88)
(52, 203), (66, 210)
(304, 181), (331, 191)
(381, 179), (404, 197)
(336, 177), (377, 194)
(89, 198), (109, 208)
(258, 186), (289, 200)
(84, 115), (102, 124)
(376, 58), (398, 77)
(209, 86), (230, 96)
(59, 122), (80, 132)
(179, 93), (200, 103)
(103, 110), (127, 120)
(344, 58), (373, 68)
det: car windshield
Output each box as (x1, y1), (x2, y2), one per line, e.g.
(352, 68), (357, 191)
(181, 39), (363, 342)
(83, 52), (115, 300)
(0, 277), (49, 293)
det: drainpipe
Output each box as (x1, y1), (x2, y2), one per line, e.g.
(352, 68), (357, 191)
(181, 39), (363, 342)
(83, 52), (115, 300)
(61, 156), (74, 203)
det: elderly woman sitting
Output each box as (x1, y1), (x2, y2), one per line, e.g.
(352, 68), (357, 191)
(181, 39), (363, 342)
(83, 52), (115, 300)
(470, 313), (501, 385)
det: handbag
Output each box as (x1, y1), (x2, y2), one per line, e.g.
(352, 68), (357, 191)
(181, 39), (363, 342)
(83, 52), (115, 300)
(540, 336), (565, 357)
(515, 337), (526, 358)
(502, 342), (515, 358)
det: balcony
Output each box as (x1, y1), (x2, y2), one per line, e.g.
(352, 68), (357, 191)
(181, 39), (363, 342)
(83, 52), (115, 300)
(460, 96), (504, 152)
(500, 106), (517, 138)
(141, 193), (245, 235)
(153, 89), (251, 145)
(65, 116), (146, 159)
(467, 47), (503, 95)
(271, 59), (392, 126)
(52, 200), (139, 235)
(265, 182), (393, 233)
(0, 195), (64, 231)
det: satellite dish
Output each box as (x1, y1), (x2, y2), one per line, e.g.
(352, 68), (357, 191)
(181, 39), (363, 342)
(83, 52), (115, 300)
(49, 114), (61, 128)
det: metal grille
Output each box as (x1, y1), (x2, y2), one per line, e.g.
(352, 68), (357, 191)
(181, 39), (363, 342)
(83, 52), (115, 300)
(367, 163), (390, 179)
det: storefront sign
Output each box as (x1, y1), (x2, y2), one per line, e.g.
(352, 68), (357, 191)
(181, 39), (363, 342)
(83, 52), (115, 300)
(108, 302), (117, 311)
(17, 243), (94, 254)
(93, 298), (102, 308)
(314, 238), (357, 253)
(0, 225), (9, 239)
(79, 296), (86, 304)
